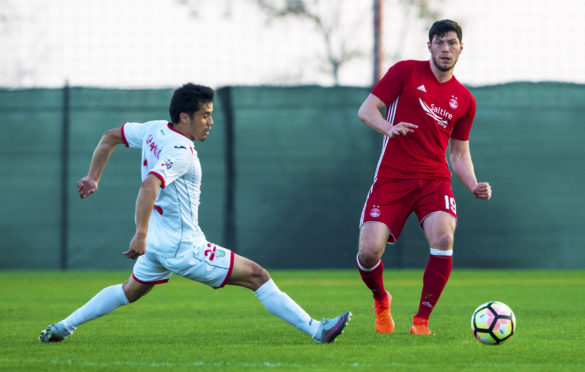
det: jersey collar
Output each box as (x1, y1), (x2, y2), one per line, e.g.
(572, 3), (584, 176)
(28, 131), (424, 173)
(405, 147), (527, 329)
(167, 122), (192, 140)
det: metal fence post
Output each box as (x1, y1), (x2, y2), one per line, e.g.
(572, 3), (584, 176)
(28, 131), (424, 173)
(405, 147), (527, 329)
(60, 81), (70, 270)
(218, 87), (236, 252)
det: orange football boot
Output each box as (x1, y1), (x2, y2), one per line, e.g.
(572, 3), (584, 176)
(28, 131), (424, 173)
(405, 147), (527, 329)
(409, 316), (433, 335)
(373, 290), (395, 333)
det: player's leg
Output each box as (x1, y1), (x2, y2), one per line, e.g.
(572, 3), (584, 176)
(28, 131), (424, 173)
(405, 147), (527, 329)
(40, 252), (165, 342)
(357, 221), (389, 300)
(411, 211), (456, 335)
(357, 222), (395, 333)
(358, 179), (415, 333)
(39, 276), (153, 343)
(64, 276), (153, 328)
(122, 275), (156, 302)
(226, 253), (270, 290)
(228, 254), (351, 344)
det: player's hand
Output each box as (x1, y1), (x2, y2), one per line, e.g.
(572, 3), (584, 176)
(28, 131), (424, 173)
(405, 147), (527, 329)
(389, 121), (418, 138)
(77, 176), (98, 199)
(472, 182), (492, 200)
(124, 234), (146, 259)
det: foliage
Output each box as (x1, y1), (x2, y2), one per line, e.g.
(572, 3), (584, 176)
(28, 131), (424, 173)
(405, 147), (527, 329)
(255, 0), (443, 85)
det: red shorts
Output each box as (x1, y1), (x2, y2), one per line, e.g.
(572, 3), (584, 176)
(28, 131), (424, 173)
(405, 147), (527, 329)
(360, 178), (457, 243)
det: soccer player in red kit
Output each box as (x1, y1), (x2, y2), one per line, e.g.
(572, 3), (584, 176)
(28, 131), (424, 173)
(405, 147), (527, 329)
(356, 19), (492, 335)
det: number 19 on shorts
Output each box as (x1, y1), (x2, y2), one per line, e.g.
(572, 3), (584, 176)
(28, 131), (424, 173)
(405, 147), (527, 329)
(444, 195), (456, 214)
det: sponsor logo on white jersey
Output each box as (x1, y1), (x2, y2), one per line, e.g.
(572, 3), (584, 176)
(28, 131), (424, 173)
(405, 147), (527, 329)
(419, 98), (452, 129)
(417, 84), (427, 93)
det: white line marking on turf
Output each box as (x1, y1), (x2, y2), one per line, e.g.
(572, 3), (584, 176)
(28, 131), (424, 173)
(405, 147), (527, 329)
(44, 359), (304, 369)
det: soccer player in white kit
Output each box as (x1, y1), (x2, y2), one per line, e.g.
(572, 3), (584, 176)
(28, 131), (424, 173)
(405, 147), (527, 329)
(40, 83), (350, 344)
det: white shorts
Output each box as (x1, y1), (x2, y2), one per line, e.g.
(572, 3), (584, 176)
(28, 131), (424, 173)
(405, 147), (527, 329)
(132, 242), (234, 289)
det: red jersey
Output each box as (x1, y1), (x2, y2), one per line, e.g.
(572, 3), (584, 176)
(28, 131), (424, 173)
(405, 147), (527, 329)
(371, 60), (476, 179)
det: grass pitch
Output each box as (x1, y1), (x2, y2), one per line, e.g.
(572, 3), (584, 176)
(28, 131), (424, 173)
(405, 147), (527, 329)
(1, 269), (584, 371)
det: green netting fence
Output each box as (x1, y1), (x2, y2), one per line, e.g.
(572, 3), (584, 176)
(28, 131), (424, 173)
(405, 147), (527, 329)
(0, 82), (583, 270)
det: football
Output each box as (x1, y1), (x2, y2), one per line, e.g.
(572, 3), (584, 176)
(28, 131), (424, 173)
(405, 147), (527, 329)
(471, 301), (516, 345)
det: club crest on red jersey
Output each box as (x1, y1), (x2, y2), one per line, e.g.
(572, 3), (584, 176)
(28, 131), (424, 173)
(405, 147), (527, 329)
(449, 95), (459, 109)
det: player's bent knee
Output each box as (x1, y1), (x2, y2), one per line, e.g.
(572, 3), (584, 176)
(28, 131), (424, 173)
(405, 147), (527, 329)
(358, 224), (388, 266)
(358, 240), (385, 267)
(433, 233), (454, 251)
(228, 255), (271, 290)
(254, 264), (270, 281)
(247, 262), (270, 288)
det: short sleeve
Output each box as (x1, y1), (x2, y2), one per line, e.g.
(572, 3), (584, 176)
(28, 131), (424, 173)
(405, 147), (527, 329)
(148, 148), (191, 189)
(121, 122), (146, 148)
(371, 60), (414, 105)
(451, 95), (476, 141)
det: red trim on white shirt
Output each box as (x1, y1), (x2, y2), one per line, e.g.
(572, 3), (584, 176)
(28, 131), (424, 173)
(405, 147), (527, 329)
(149, 171), (166, 188)
(121, 122), (130, 148)
(167, 122), (191, 140)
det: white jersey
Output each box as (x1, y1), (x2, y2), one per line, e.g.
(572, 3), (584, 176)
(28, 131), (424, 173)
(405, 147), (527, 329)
(121, 120), (206, 257)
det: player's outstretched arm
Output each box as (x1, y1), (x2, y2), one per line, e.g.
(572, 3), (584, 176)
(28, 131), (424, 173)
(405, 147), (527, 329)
(449, 138), (492, 200)
(78, 128), (125, 199)
(358, 94), (417, 138)
(123, 174), (161, 259)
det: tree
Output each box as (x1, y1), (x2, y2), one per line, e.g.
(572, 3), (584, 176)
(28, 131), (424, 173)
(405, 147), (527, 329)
(0, 0), (51, 86)
(175, 0), (442, 86)
(388, 0), (442, 62)
(256, 0), (442, 85)
(256, 0), (366, 85)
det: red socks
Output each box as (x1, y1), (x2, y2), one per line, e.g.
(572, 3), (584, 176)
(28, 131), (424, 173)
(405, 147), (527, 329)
(357, 254), (387, 302)
(358, 251), (452, 317)
(415, 253), (452, 319)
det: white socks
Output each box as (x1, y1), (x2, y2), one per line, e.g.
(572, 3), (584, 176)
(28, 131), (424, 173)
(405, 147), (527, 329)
(254, 279), (320, 337)
(59, 280), (320, 338)
(61, 284), (129, 332)
(430, 248), (453, 256)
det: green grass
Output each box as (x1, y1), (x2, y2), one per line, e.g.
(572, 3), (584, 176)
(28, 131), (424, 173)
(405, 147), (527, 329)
(1, 269), (584, 371)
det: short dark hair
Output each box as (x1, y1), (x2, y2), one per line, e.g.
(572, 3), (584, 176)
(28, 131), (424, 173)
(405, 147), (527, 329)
(428, 19), (462, 43)
(169, 83), (214, 124)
